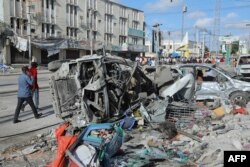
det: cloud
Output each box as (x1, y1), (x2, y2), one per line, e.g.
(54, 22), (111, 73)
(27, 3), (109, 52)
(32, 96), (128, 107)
(187, 11), (206, 19)
(224, 21), (250, 29)
(226, 12), (238, 19)
(194, 18), (214, 28)
(145, 0), (181, 12)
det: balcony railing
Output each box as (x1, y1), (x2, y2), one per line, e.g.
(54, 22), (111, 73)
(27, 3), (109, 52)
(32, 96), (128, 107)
(128, 28), (144, 38)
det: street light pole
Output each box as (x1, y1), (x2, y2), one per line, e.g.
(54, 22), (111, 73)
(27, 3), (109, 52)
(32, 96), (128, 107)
(89, 9), (93, 56)
(246, 24), (250, 54)
(181, 1), (187, 40)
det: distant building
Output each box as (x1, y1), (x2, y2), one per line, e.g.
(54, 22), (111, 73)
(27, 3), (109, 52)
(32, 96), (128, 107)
(0, 0), (146, 65)
(145, 39), (201, 58)
(239, 40), (248, 55)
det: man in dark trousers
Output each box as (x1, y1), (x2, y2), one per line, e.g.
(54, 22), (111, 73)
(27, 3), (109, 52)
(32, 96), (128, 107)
(22, 62), (40, 110)
(13, 66), (42, 123)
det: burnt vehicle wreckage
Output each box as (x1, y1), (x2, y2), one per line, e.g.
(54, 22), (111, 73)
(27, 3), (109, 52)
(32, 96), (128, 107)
(49, 55), (237, 128)
(48, 54), (201, 129)
(48, 54), (157, 128)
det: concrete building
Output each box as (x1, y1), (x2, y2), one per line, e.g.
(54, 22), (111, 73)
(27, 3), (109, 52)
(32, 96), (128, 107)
(145, 39), (202, 58)
(0, 0), (146, 65)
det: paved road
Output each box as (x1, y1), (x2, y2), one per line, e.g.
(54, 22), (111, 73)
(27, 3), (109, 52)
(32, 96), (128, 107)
(0, 71), (51, 93)
(0, 88), (63, 152)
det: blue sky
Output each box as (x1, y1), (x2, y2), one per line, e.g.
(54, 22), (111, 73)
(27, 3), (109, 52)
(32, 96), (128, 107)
(111, 0), (250, 42)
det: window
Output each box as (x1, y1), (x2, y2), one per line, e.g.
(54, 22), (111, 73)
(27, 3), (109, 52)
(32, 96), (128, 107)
(66, 5), (69, 13)
(88, 0), (96, 10)
(119, 36), (126, 45)
(119, 18), (126, 35)
(105, 15), (112, 33)
(46, 24), (50, 33)
(132, 37), (138, 44)
(51, 0), (54, 10)
(132, 11), (138, 20)
(10, 18), (14, 28)
(93, 31), (96, 40)
(74, 6), (77, 15)
(132, 21), (139, 29)
(23, 20), (27, 30)
(120, 7), (126, 17)
(87, 30), (96, 40)
(105, 2), (112, 14)
(46, 0), (49, 9)
(67, 27), (69, 36)
(42, 23), (45, 32)
(105, 34), (112, 44)
(70, 5), (73, 14)
(51, 25), (55, 34)
(16, 19), (20, 29)
(70, 28), (73, 36)
(74, 28), (77, 37)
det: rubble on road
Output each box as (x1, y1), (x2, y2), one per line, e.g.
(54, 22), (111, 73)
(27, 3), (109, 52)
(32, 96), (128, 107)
(2, 55), (250, 166)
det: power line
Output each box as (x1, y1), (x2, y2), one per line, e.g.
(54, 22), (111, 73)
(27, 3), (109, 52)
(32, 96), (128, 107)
(146, 4), (250, 15)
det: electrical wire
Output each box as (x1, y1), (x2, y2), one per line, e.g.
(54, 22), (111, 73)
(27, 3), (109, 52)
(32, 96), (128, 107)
(146, 4), (250, 15)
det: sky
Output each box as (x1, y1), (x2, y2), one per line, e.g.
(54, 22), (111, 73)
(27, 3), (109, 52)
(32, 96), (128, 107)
(111, 0), (250, 44)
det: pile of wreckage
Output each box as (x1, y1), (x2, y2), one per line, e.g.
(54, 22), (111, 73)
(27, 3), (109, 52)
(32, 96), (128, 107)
(2, 54), (250, 167)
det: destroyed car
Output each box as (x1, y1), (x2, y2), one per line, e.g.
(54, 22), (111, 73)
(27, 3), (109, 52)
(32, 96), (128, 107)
(48, 55), (155, 127)
(171, 63), (250, 106)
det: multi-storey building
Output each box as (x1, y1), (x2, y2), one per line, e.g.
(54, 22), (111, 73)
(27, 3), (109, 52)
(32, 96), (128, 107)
(0, 0), (146, 65)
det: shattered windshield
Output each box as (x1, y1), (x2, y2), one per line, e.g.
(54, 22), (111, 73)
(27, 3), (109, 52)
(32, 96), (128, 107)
(215, 66), (236, 78)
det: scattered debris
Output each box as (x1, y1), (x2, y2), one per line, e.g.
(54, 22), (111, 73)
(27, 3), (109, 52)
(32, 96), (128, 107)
(3, 56), (250, 166)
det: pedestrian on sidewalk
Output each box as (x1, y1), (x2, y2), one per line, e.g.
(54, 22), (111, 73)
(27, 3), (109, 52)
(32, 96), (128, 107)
(13, 66), (42, 124)
(22, 62), (40, 111)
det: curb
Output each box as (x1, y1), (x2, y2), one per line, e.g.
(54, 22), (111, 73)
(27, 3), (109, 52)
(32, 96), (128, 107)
(0, 85), (50, 94)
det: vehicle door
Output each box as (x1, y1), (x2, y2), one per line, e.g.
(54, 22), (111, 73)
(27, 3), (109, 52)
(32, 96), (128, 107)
(194, 66), (228, 97)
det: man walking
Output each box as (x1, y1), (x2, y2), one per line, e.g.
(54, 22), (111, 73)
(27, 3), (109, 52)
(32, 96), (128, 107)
(22, 62), (40, 110)
(13, 66), (42, 123)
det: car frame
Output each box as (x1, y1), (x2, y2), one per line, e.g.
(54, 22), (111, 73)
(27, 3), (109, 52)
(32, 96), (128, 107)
(171, 63), (250, 106)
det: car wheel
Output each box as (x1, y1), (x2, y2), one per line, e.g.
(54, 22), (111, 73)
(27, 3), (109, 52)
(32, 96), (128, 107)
(48, 60), (71, 72)
(229, 92), (248, 107)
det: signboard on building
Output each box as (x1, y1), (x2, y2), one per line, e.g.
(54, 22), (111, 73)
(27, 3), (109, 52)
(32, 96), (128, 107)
(219, 36), (239, 44)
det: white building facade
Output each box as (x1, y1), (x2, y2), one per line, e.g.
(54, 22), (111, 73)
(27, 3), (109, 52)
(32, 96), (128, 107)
(0, 0), (146, 64)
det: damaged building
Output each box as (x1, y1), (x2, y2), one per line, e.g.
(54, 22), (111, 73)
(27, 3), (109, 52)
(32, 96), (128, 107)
(0, 0), (147, 65)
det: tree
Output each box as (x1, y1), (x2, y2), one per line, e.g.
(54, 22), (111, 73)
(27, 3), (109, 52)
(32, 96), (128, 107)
(231, 41), (239, 54)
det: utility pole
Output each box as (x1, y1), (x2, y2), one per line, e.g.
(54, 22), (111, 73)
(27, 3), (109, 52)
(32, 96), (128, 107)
(246, 24), (250, 53)
(213, 0), (221, 57)
(88, 9), (93, 56)
(27, 1), (32, 64)
(152, 23), (162, 68)
(181, 0), (187, 40)
(202, 32), (205, 63)
(168, 31), (171, 56)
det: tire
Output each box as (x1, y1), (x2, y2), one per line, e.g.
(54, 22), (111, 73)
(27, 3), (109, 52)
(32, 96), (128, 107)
(229, 91), (248, 107)
(48, 60), (71, 72)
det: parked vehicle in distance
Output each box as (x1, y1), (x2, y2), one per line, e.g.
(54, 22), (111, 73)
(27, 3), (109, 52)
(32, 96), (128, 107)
(236, 55), (250, 79)
(171, 63), (250, 106)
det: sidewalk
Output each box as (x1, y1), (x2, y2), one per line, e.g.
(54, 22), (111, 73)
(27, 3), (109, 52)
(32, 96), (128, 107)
(0, 69), (50, 76)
